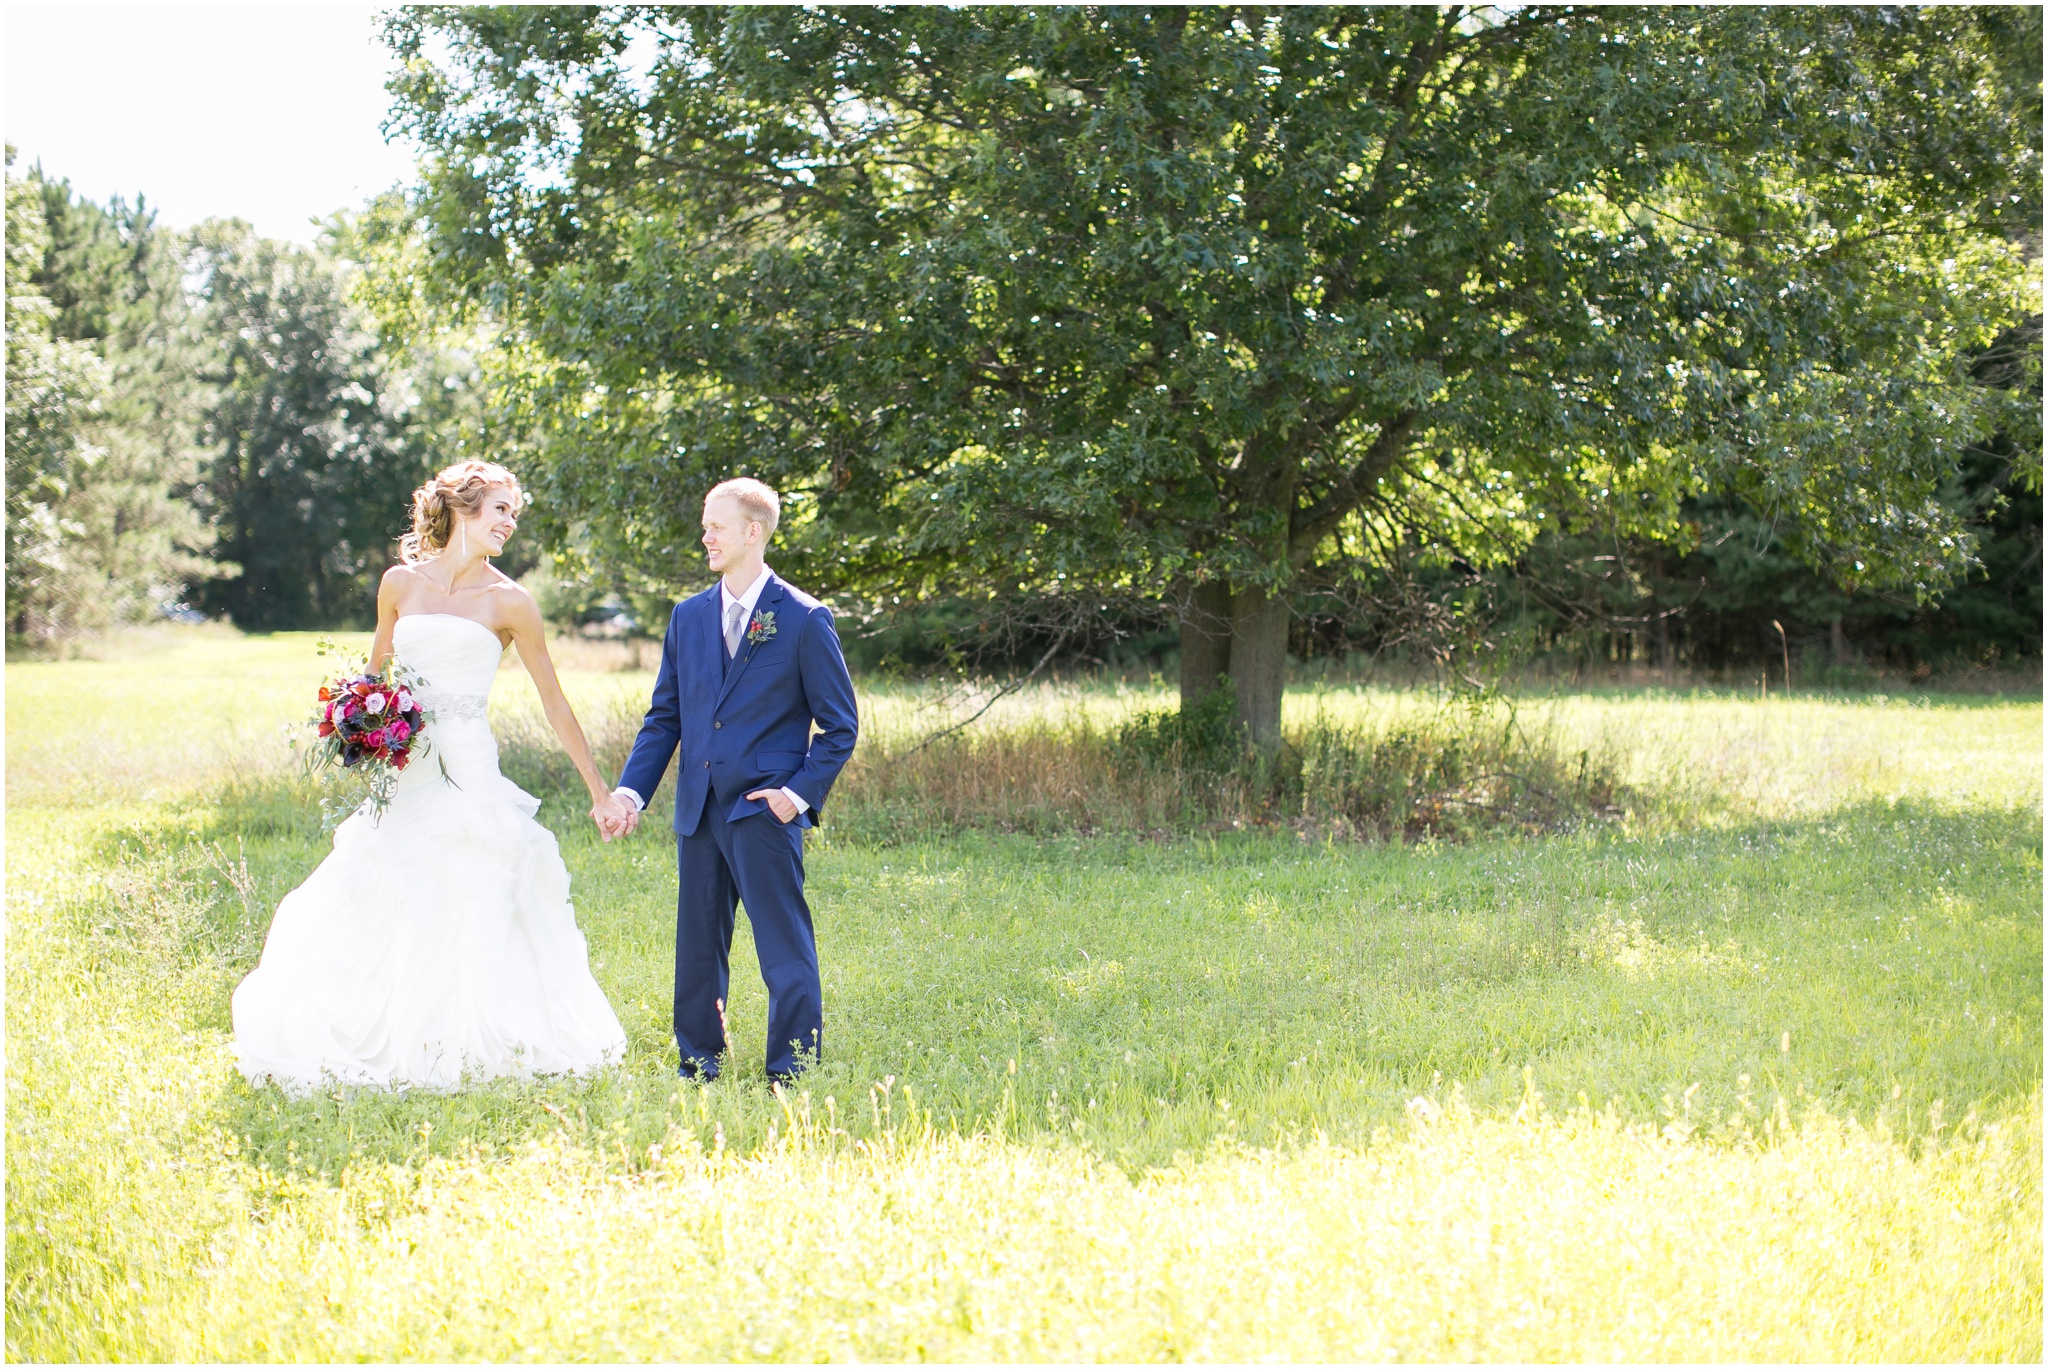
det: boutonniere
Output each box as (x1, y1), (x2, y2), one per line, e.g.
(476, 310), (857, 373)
(746, 610), (777, 646)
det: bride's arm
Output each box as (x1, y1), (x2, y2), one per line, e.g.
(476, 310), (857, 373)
(369, 568), (403, 672)
(504, 589), (616, 809)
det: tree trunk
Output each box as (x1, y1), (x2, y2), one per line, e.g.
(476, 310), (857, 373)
(1228, 586), (1290, 753)
(1177, 580), (1289, 749)
(1178, 580), (1234, 705)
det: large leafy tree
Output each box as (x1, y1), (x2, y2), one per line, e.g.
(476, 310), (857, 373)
(188, 222), (427, 630)
(386, 5), (2038, 744)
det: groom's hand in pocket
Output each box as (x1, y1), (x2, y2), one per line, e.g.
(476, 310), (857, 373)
(746, 789), (799, 823)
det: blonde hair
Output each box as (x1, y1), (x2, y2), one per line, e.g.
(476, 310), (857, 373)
(401, 460), (524, 563)
(704, 477), (781, 536)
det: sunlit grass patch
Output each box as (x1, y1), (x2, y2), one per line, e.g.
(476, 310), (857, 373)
(20, 624), (2034, 828)
(6, 628), (2041, 1360)
(16, 1084), (2037, 1361)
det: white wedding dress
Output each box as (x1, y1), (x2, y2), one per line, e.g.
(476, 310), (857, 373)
(233, 613), (629, 1093)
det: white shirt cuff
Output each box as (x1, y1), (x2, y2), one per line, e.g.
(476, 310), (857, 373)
(615, 786), (645, 812)
(781, 786), (810, 815)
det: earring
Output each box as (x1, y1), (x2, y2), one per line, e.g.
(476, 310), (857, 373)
(459, 522), (467, 558)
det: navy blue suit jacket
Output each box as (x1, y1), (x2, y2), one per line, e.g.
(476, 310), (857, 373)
(618, 573), (859, 835)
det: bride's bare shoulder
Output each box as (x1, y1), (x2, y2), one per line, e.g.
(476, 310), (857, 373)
(379, 562), (426, 604)
(485, 570), (541, 621)
(482, 564), (529, 597)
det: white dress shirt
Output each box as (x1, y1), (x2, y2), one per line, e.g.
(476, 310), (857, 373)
(615, 565), (810, 817)
(720, 564), (775, 642)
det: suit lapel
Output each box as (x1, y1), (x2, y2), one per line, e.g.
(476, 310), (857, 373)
(713, 574), (783, 711)
(691, 585), (723, 697)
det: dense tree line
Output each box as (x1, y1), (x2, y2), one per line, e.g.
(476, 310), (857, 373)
(4, 157), (495, 643)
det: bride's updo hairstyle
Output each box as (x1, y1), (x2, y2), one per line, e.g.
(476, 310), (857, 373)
(401, 460), (524, 563)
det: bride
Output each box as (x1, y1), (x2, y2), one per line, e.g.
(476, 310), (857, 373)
(233, 460), (634, 1092)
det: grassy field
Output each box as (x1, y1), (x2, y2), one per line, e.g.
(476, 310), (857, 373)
(6, 629), (2042, 1359)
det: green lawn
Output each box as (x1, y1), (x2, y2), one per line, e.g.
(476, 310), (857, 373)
(6, 630), (2041, 1359)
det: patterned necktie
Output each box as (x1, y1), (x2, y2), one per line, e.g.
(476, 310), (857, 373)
(724, 599), (745, 657)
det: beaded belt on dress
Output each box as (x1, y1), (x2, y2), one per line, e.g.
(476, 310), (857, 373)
(416, 690), (489, 721)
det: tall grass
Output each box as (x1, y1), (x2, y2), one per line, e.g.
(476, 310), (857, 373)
(7, 628), (2042, 1360)
(488, 664), (2038, 844)
(829, 693), (1618, 841)
(482, 666), (1633, 841)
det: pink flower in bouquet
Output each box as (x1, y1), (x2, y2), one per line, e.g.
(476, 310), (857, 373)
(365, 728), (388, 750)
(388, 719), (412, 744)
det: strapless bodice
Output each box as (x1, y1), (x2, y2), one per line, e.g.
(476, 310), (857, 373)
(392, 614), (504, 702)
(388, 614), (518, 803)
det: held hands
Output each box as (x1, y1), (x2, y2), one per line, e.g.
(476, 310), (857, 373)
(746, 788), (799, 823)
(591, 792), (641, 842)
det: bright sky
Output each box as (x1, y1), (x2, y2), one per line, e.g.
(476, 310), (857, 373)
(5, 4), (418, 243)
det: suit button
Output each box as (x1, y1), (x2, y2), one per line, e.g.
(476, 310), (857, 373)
(702, 761), (710, 768)
(713, 721), (723, 729)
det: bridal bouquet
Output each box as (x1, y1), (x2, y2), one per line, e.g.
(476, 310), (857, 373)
(301, 642), (432, 826)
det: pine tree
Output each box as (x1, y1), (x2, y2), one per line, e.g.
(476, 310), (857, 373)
(5, 157), (110, 640)
(7, 156), (221, 642)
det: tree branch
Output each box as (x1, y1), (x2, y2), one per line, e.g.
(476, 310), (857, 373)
(1291, 409), (1417, 559)
(898, 625), (1073, 756)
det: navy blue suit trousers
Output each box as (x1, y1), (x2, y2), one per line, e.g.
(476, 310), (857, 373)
(671, 784), (820, 1078)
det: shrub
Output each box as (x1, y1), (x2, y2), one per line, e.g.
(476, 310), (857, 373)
(844, 691), (1619, 842)
(1113, 682), (1249, 772)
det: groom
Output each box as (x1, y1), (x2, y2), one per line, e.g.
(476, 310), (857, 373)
(605, 478), (858, 1082)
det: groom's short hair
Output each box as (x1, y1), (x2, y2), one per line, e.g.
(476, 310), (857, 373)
(705, 477), (781, 536)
